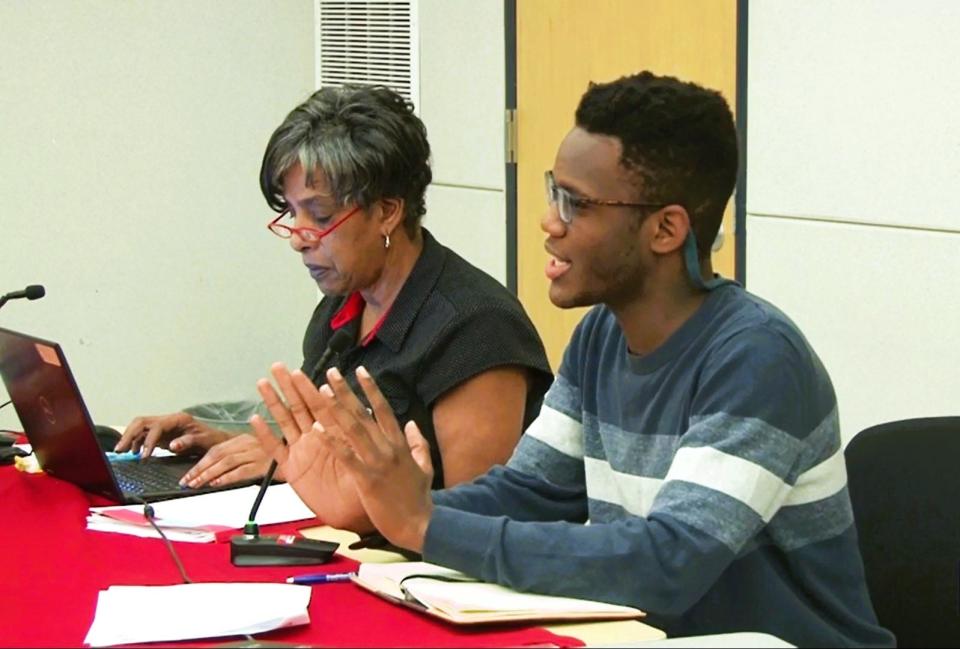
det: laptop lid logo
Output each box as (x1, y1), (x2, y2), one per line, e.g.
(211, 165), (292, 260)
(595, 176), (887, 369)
(38, 395), (56, 425)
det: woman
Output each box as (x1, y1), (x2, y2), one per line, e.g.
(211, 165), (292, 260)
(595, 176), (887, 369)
(115, 85), (552, 532)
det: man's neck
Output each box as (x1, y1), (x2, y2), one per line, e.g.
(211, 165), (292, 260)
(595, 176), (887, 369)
(614, 258), (714, 356)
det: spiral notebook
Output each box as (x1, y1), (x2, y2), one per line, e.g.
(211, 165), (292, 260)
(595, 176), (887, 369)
(353, 561), (645, 625)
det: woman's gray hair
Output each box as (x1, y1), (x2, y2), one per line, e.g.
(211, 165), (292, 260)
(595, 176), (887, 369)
(260, 85), (432, 236)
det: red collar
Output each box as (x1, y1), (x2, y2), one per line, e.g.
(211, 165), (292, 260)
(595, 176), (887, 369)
(330, 292), (390, 347)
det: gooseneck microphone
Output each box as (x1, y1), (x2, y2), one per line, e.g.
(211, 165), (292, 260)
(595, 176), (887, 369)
(0, 285), (45, 310)
(242, 459), (281, 537)
(229, 330), (352, 567)
(310, 328), (353, 383)
(230, 456), (339, 567)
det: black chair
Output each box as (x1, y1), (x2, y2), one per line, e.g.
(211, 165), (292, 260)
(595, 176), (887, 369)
(845, 417), (960, 647)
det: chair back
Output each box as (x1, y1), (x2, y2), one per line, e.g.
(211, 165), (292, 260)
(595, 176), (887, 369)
(845, 416), (960, 647)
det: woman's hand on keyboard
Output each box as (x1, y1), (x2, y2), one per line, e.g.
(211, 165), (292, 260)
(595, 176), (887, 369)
(114, 412), (230, 460)
(177, 433), (272, 488)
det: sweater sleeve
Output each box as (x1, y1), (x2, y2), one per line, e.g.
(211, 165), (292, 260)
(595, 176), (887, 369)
(424, 324), (846, 620)
(431, 371), (591, 522)
(433, 465), (588, 522)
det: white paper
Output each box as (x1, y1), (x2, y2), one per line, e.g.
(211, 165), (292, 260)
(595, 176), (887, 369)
(86, 513), (216, 543)
(83, 582), (311, 647)
(88, 483), (316, 541)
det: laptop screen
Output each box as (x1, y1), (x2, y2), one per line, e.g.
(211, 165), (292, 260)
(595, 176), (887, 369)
(0, 326), (121, 500)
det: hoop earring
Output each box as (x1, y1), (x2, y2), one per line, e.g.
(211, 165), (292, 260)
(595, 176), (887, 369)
(383, 233), (391, 249)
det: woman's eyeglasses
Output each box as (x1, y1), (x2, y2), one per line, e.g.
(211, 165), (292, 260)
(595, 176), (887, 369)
(267, 205), (362, 243)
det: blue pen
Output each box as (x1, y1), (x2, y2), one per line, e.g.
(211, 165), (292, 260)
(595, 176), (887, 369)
(285, 571), (356, 585)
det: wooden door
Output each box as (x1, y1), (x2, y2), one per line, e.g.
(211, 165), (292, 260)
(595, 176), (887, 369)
(515, 0), (738, 368)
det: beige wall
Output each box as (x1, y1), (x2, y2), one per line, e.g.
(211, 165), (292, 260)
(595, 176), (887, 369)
(746, 1), (960, 443)
(0, 0), (316, 428)
(418, 0), (507, 283)
(9, 1), (951, 443)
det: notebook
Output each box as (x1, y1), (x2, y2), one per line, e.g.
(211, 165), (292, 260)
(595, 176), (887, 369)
(0, 326), (253, 503)
(353, 561), (645, 625)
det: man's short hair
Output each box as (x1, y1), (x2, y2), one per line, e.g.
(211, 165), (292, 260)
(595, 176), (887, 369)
(575, 71), (738, 256)
(260, 85), (432, 236)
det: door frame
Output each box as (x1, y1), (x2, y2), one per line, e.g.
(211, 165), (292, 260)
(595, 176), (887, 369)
(504, 0), (750, 291)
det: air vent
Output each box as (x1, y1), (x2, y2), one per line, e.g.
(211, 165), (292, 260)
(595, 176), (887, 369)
(315, 0), (420, 112)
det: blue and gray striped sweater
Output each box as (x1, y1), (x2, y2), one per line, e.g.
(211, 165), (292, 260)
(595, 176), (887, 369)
(425, 284), (894, 647)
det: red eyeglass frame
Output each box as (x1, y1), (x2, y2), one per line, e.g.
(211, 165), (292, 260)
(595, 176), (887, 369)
(267, 205), (362, 243)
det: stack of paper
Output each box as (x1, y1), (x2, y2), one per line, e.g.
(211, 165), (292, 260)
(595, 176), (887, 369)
(84, 582), (311, 646)
(354, 561), (645, 625)
(87, 483), (316, 542)
(86, 511), (222, 542)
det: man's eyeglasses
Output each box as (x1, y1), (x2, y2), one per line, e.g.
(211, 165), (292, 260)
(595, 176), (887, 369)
(544, 170), (666, 224)
(267, 205), (362, 243)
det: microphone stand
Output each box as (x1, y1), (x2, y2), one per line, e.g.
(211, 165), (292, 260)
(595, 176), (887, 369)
(241, 458), (280, 537)
(230, 459), (339, 566)
(230, 329), (351, 566)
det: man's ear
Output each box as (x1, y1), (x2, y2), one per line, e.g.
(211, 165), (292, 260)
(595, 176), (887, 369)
(649, 205), (691, 255)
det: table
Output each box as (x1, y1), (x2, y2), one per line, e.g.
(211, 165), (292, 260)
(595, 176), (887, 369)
(1, 464), (663, 647)
(591, 632), (795, 648)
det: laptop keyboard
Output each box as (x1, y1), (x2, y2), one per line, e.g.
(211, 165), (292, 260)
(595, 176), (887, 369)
(112, 461), (186, 495)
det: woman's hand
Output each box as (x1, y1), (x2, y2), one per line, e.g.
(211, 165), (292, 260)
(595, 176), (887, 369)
(115, 413), (229, 459)
(309, 366), (435, 553)
(178, 434), (273, 488)
(249, 363), (375, 532)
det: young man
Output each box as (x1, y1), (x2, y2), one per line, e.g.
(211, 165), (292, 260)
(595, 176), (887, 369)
(254, 72), (894, 647)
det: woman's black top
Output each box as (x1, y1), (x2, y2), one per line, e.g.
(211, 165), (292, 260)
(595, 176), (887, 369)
(301, 229), (553, 488)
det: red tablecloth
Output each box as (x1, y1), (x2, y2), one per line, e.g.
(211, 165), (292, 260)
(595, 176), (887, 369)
(1, 466), (583, 648)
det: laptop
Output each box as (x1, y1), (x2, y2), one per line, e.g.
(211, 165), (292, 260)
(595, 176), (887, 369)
(0, 326), (253, 503)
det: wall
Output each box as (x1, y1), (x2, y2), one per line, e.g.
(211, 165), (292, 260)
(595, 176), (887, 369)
(417, 0), (507, 283)
(0, 1), (317, 429)
(20, 2), (948, 445)
(746, 1), (960, 443)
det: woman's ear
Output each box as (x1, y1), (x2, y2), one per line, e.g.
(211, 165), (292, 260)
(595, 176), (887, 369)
(649, 204), (692, 255)
(377, 197), (406, 233)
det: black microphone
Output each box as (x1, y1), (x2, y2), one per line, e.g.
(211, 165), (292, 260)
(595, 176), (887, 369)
(310, 328), (352, 383)
(230, 463), (339, 568)
(229, 332), (351, 567)
(0, 285), (45, 310)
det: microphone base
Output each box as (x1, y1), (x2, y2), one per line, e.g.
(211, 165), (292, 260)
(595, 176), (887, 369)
(230, 534), (339, 567)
